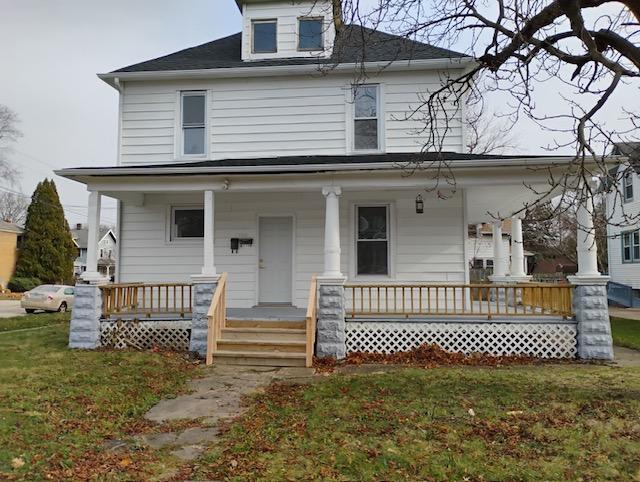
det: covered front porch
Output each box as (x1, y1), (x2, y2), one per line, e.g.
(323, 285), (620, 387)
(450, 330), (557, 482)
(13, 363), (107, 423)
(59, 156), (613, 363)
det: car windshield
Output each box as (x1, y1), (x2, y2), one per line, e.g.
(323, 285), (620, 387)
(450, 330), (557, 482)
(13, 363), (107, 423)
(31, 285), (61, 293)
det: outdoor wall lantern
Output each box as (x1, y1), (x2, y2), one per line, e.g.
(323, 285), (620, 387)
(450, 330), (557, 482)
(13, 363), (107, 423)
(415, 194), (424, 214)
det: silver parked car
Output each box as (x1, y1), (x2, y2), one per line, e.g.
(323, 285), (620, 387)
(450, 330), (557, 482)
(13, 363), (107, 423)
(21, 285), (75, 313)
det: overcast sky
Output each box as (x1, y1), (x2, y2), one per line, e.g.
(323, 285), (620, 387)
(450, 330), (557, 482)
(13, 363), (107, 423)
(0, 0), (634, 226)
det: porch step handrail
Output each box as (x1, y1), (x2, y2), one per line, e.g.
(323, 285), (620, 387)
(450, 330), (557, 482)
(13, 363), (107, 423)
(305, 274), (318, 368)
(101, 283), (193, 319)
(345, 283), (573, 319)
(206, 273), (228, 366)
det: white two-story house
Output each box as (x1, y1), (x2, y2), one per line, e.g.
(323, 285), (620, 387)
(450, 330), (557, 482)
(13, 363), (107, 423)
(59, 0), (615, 364)
(606, 142), (640, 307)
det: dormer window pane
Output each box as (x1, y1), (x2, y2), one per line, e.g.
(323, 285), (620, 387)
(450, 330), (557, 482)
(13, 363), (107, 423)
(253, 20), (277, 53)
(299, 18), (323, 50)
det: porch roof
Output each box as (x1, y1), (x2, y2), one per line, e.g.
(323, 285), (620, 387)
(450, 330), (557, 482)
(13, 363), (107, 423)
(56, 152), (587, 179)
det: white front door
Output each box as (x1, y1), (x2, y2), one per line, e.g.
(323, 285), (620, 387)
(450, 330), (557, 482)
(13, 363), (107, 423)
(258, 216), (293, 305)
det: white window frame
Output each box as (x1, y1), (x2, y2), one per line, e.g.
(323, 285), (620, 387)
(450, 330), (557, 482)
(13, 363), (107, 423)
(297, 17), (324, 51)
(252, 19), (278, 54)
(623, 169), (634, 203)
(351, 203), (394, 279)
(622, 229), (640, 263)
(179, 91), (207, 159)
(167, 205), (205, 243)
(347, 84), (384, 154)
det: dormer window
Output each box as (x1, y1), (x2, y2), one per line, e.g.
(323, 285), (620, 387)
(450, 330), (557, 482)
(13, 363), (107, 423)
(623, 169), (634, 202)
(353, 85), (380, 151)
(298, 18), (323, 50)
(181, 91), (206, 156)
(252, 20), (277, 53)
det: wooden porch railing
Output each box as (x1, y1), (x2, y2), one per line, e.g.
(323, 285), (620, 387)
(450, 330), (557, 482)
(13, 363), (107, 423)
(101, 283), (193, 319)
(206, 273), (228, 366)
(346, 283), (573, 319)
(305, 275), (318, 368)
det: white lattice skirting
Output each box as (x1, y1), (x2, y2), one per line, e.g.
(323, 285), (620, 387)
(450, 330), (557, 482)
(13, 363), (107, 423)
(346, 322), (578, 359)
(100, 320), (190, 351)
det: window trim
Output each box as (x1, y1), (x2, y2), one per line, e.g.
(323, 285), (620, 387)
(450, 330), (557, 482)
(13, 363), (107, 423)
(252, 19), (278, 54)
(352, 203), (394, 279)
(179, 91), (207, 159)
(167, 205), (205, 243)
(623, 169), (634, 203)
(349, 84), (384, 154)
(622, 229), (640, 263)
(297, 17), (324, 51)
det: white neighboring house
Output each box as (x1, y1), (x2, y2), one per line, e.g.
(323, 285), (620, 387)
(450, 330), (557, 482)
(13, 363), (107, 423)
(606, 142), (640, 306)
(57, 0), (616, 363)
(467, 221), (534, 275)
(71, 224), (117, 279)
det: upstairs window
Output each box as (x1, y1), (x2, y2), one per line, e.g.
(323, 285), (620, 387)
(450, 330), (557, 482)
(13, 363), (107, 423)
(356, 205), (389, 275)
(181, 92), (206, 156)
(353, 85), (379, 151)
(298, 18), (323, 50)
(623, 169), (634, 202)
(252, 20), (277, 53)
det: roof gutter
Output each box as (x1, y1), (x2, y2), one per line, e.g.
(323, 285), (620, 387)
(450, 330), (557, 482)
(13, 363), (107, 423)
(55, 156), (605, 179)
(97, 57), (476, 88)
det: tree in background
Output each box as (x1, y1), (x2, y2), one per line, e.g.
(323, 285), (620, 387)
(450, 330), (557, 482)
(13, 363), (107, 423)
(13, 179), (76, 284)
(0, 105), (22, 186)
(0, 192), (29, 225)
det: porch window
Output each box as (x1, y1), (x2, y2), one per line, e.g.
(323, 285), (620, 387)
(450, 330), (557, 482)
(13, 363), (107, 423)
(171, 207), (204, 240)
(356, 205), (389, 275)
(181, 92), (206, 156)
(623, 170), (634, 202)
(298, 18), (323, 50)
(622, 230), (640, 263)
(353, 85), (379, 151)
(252, 20), (277, 53)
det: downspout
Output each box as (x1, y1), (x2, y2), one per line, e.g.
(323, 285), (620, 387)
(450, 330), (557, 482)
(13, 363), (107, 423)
(113, 76), (124, 282)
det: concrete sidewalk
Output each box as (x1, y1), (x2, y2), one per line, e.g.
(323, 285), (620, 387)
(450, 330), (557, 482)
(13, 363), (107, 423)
(609, 307), (640, 321)
(0, 300), (24, 318)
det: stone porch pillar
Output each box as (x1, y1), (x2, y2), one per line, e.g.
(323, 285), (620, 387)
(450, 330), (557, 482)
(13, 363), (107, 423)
(69, 190), (109, 349)
(189, 189), (220, 356)
(316, 186), (347, 359)
(568, 188), (613, 360)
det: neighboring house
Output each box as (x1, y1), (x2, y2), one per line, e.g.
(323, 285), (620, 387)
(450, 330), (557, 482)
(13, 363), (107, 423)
(467, 221), (534, 275)
(606, 142), (640, 306)
(0, 221), (23, 289)
(57, 0), (615, 363)
(71, 224), (117, 278)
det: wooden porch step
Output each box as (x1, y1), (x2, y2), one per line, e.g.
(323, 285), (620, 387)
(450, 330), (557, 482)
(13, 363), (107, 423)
(221, 327), (306, 342)
(217, 339), (307, 353)
(213, 350), (306, 367)
(225, 319), (306, 330)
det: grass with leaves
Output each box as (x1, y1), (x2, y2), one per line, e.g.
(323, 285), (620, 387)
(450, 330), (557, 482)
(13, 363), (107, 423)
(187, 365), (640, 481)
(0, 316), (198, 480)
(611, 317), (640, 351)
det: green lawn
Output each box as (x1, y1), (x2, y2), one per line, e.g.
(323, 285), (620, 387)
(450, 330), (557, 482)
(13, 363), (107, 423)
(0, 311), (70, 332)
(0, 316), (198, 480)
(187, 366), (640, 482)
(611, 317), (640, 350)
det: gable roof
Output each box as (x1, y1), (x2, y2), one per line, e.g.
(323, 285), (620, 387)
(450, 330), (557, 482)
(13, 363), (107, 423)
(112, 25), (467, 74)
(0, 220), (23, 234)
(71, 227), (116, 249)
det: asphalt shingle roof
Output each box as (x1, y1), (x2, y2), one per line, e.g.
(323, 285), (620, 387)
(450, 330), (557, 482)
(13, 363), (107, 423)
(71, 227), (113, 249)
(113, 25), (467, 73)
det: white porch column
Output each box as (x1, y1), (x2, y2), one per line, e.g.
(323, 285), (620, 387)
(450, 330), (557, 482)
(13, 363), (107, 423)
(201, 190), (217, 277)
(509, 216), (528, 279)
(321, 186), (343, 278)
(574, 192), (600, 278)
(80, 191), (106, 283)
(490, 221), (508, 278)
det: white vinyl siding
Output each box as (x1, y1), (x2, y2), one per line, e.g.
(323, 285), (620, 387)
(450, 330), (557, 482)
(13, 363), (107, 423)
(119, 69), (466, 165)
(606, 163), (640, 288)
(118, 190), (465, 308)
